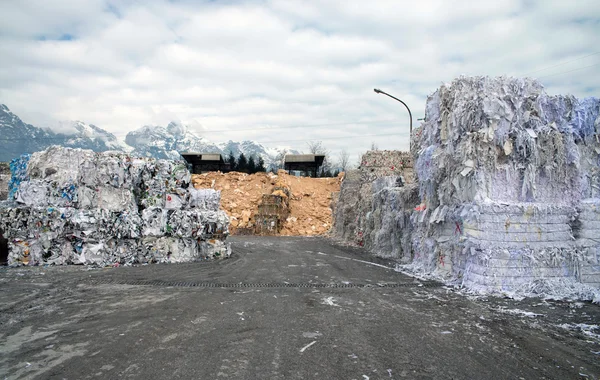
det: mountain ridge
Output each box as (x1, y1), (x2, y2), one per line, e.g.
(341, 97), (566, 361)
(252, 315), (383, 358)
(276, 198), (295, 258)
(0, 104), (299, 168)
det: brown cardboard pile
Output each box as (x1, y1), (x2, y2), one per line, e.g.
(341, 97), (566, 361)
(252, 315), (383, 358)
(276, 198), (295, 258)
(192, 170), (342, 236)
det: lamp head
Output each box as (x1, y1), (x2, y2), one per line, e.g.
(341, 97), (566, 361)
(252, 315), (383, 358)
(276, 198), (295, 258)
(374, 88), (382, 94)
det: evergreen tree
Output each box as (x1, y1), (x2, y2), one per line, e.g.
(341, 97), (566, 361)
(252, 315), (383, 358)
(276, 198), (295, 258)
(237, 153), (248, 172)
(257, 156), (266, 172)
(247, 156), (256, 174)
(227, 151), (237, 171)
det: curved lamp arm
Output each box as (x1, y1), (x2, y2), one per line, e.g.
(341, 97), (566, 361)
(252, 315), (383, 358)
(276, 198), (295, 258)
(374, 88), (413, 149)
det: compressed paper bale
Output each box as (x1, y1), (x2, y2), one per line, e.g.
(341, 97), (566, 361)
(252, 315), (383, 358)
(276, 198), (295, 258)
(414, 77), (600, 207)
(169, 238), (199, 263)
(97, 186), (137, 212)
(0, 207), (30, 238)
(578, 199), (600, 220)
(165, 193), (185, 210)
(465, 227), (574, 243)
(79, 241), (107, 265)
(188, 188), (221, 210)
(77, 186), (98, 209)
(366, 179), (418, 261)
(465, 221), (572, 233)
(102, 210), (142, 239)
(196, 210), (230, 239)
(70, 210), (99, 239)
(103, 239), (139, 265)
(47, 182), (79, 207)
(97, 158), (126, 188)
(15, 180), (48, 207)
(77, 155), (99, 188)
(151, 237), (172, 263)
(39, 239), (72, 266)
(7, 239), (36, 266)
(140, 190), (165, 208)
(138, 236), (160, 263)
(26, 207), (71, 238)
(359, 151), (414, 183)
(470, 213), (574, 224)
(27, 146), (93, 184)
(199, 239), (231, 259)
(93, 152), (140, 188)
(171, 163), (191, 185)
(136, 237), (203, 263)
(141, 207), (168, 237)
(166, 209), (205, 238)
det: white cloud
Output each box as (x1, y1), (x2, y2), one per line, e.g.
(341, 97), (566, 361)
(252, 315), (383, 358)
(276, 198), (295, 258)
(0, 0), (599, 159)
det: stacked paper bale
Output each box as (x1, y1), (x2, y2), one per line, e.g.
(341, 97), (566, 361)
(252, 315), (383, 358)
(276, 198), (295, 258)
(577, 199), (600, 288)
(0, 162), (9, 200)
(0, 146), (230, 266)
(332, 169), (365, 243)
(362, 177), (419, 262)
(359, 150), (414, 183)
(410, 76), (600, 293)
(333, 151), (417, 261)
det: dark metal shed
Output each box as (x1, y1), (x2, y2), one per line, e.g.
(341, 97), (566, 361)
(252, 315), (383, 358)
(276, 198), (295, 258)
(284, 154), (325, 177)
(180, 153), (230, 174)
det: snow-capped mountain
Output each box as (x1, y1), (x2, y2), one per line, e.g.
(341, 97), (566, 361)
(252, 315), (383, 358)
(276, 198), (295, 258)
(0, 104), (299, 168)
(0, 105), (129, 162)
(125, 123), (299, 168)
(59, 120), (131, 152)
(125, 122), (222, 160)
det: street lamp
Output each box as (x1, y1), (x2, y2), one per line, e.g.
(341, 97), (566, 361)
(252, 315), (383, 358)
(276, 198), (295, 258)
(373, 88), (413, 149)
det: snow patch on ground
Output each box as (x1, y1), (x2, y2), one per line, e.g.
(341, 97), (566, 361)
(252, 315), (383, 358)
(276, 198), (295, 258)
(497, 308), (544, 318)
(321, 296), (339, 307)
(558, 323), (600, 341)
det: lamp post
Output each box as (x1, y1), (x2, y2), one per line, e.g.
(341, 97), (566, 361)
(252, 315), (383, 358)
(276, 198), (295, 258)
(374, 88), (413, 149)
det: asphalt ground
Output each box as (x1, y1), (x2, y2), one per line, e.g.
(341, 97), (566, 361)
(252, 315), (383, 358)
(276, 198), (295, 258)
(1, 236), (599, 379)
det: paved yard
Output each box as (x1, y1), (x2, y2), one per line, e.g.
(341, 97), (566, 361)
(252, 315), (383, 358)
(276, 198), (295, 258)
(1, 236), (599, 379)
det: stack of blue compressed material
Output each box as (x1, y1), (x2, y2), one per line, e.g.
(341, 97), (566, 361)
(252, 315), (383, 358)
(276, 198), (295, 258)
(8, 154), (30, 199)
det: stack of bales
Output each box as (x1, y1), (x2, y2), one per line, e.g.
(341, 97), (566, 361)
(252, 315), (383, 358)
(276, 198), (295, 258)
(254, 181), (291, 235)
(411, 76), (600, 292)
(0, 162), (9, 200)
(0, 146), (230, 266)
(333, 150), (418, 261)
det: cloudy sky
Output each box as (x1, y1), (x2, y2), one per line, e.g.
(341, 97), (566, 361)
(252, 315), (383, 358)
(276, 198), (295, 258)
(1, 0), (599, 161)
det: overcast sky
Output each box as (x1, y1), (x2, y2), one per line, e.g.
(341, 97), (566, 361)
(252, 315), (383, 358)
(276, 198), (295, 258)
(1, 0), (599, 160)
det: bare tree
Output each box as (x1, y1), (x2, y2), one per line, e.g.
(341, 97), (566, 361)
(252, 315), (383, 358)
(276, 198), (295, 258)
(338, 149), (350, 172)
(306, 141), (332, 177)
(275, 148), (288, 170)
(307, 141), (327, 155)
